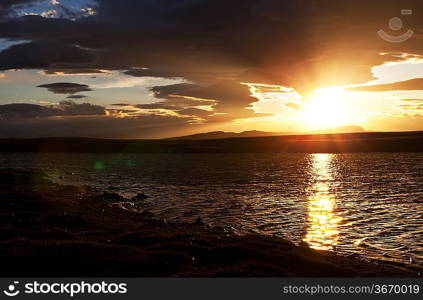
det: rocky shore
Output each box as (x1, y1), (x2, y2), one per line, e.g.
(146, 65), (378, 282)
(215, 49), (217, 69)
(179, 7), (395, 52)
(0, 169), (419, 277)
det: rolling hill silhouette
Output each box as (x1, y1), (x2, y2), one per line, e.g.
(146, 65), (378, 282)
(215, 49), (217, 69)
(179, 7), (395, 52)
(166, 125), (366, 140)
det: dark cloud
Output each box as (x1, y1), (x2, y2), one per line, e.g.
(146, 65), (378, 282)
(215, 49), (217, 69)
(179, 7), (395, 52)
(123, 68), (182, 79)
(175, 81), (257, 114)
(135, 104), (213, 119)
(91, 0), (423, 92)
(111, 103), (131, 106)
(3, 0), (419, 89)
(0, 100), (105, 120)
(0, 113), (197, 139)
(0, 103), (51, 119)
(134, 83), (217, 114)
(114, 80), (268, 122)
(150, 84), (199, 99)
(0, 14), (77, 40)
(37, 82), (92, 94)
(0, 0), (37, 18)
(178, 108), (212, 118)
(349, 78), (423, 92)
(54, 100), (104, 115)
(66, 95), (88, 99)
(0, 41), (95, 70)
(135, 103), (181, 111)
(149, 81), (271, 120)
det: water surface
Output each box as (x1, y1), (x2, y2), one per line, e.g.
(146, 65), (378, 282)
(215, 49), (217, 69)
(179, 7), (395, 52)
(0, 152), (422, 268)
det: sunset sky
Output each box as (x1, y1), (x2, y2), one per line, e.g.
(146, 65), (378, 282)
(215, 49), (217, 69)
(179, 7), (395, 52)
(0, 0), (423, 138)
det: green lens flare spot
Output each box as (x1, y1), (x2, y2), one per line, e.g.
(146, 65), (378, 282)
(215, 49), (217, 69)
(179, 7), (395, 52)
(94, 161), (105, 170)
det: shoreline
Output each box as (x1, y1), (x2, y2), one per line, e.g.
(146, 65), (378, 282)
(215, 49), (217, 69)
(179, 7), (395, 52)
(0, 169), (421, 277)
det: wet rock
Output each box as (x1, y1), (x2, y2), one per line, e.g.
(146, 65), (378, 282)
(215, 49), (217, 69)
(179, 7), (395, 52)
(98, 192), (124, 202)
(111, 201), (136, 211)
(159, 218), (168, 226)
(140, 210), (155, 219)
(194, 217), (204, 226)
(132, 193), (149, 201)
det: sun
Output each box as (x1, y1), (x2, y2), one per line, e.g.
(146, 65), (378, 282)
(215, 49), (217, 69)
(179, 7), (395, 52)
(300, 87), (349, 130)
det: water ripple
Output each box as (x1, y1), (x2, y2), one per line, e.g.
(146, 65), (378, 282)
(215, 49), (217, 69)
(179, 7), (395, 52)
(0, 152), (422, 268)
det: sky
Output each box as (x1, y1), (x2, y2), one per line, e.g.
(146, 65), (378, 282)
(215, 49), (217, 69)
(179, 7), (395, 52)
(0, 0), (422, 138)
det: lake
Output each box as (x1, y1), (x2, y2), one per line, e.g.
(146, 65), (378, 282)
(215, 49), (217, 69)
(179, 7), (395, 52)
(1, 152), (422, 269)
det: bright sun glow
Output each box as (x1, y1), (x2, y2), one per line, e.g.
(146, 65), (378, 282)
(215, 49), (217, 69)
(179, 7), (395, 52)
(301, 87), (349, 130)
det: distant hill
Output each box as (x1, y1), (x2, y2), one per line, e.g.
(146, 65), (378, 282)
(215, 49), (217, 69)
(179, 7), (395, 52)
(165, 130), (288, 140)
(167, 125), (366, 140)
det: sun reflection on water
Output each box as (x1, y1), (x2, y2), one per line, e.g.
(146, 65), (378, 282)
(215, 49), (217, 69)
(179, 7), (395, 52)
(303, 154), (342, 251)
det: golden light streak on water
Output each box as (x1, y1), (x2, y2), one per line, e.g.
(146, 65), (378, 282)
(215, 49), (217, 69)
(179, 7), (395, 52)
(303, 154), (342, 251)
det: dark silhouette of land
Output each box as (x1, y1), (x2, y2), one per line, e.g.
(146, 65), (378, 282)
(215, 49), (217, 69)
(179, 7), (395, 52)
(0, 131), (422, 153)
(166, 125), (366, 140)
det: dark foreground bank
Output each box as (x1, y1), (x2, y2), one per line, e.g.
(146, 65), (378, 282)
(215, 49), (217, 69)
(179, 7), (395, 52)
(0, 169), (420, 277)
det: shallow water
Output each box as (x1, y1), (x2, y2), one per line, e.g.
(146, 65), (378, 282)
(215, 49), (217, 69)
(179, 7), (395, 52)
(0, 152), (422, 268)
